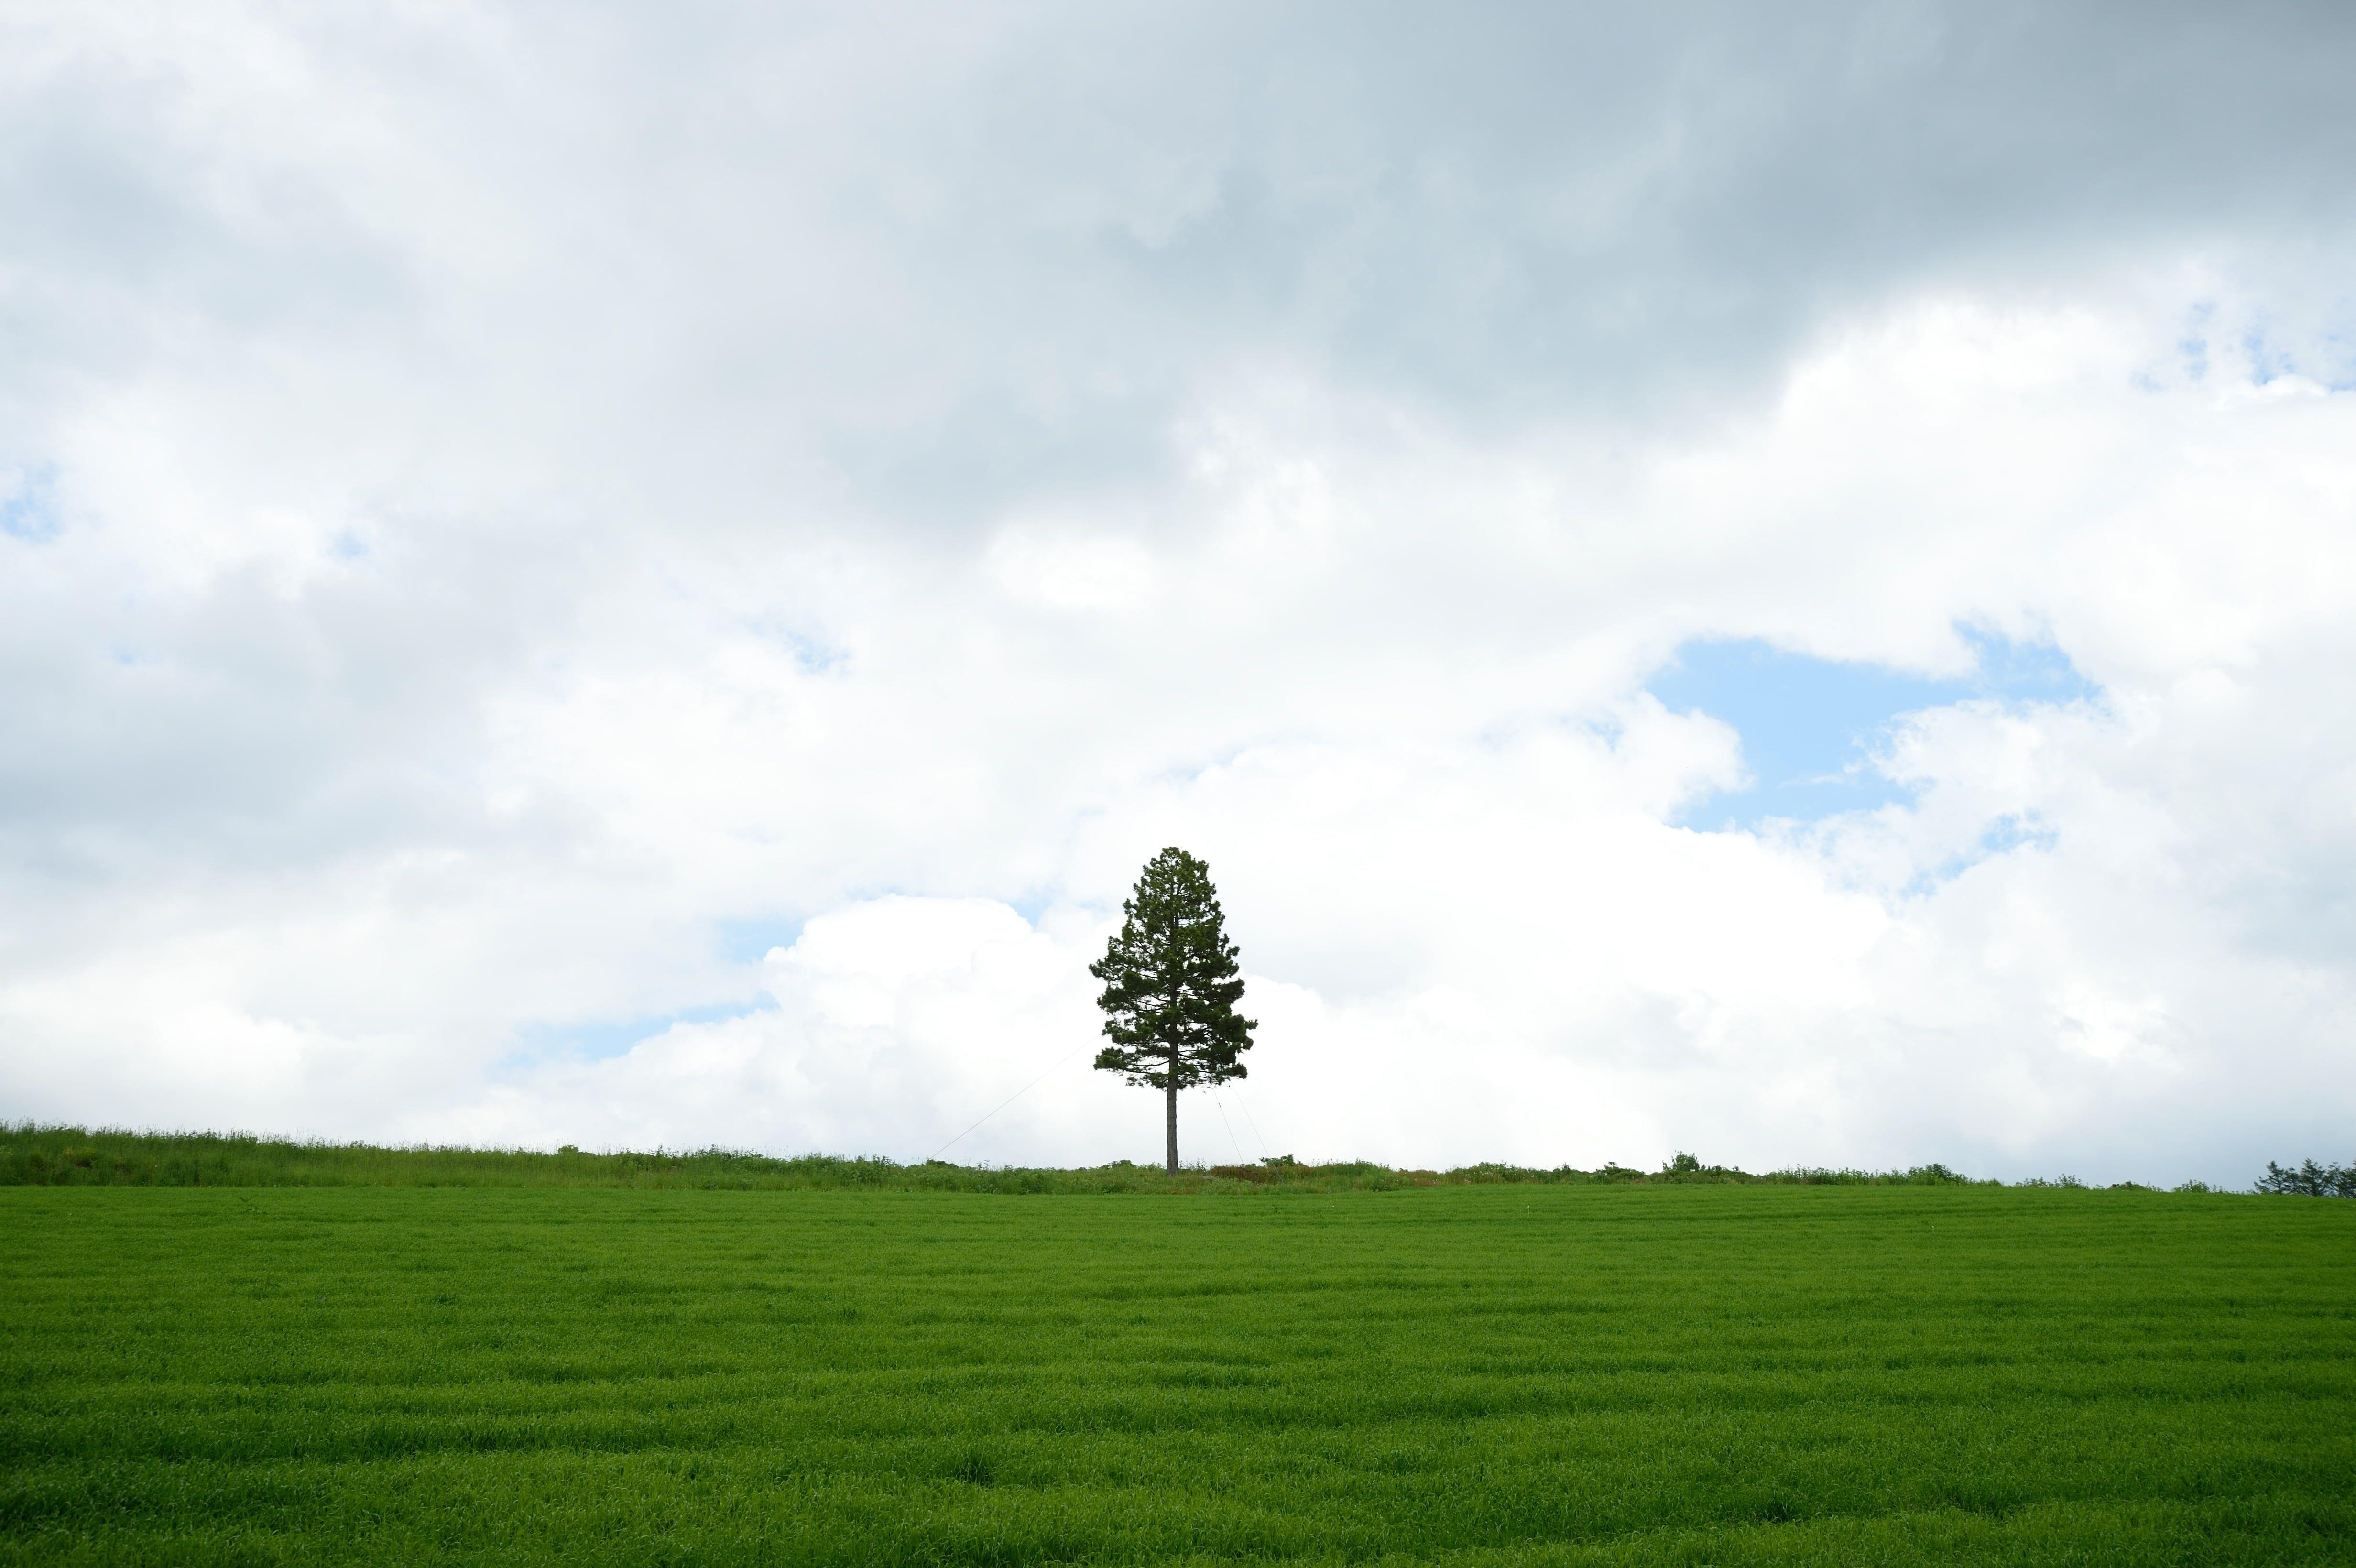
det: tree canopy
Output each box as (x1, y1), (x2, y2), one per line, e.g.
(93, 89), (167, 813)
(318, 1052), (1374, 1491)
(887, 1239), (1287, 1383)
(1091, 847), (1255, 1173)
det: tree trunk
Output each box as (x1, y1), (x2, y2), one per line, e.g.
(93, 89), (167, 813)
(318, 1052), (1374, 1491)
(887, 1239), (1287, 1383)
(1165, 1067), (1179, 1176)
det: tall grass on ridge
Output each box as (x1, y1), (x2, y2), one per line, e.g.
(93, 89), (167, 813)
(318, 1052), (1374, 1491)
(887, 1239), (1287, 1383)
(0, 1124), (2010, 1192)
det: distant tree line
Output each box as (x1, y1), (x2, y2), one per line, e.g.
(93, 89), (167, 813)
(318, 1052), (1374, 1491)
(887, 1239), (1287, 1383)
(2255, 1159), (2356, 1198)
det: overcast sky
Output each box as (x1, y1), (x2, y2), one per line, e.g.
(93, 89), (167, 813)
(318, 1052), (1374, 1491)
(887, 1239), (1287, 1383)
(5, 1), (2355, 1182)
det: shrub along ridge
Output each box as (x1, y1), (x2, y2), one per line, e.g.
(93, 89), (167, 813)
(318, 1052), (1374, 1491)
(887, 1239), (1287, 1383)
(6, 1123), (2321, 1193)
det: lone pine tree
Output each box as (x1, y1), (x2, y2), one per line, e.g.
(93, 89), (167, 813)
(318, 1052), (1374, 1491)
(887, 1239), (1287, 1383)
(1091, 847), (1256, 1175)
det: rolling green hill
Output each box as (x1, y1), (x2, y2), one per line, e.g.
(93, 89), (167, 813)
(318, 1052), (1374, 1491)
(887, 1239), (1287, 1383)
(4, 1181), (2349, 1565)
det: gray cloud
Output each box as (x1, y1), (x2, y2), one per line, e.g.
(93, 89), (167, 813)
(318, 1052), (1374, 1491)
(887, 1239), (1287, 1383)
(2, 1), (2354, 1176)
(10, 3), (2354, 525)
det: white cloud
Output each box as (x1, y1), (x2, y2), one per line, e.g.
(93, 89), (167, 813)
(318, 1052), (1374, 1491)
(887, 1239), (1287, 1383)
(3, 3), (2355, 1184)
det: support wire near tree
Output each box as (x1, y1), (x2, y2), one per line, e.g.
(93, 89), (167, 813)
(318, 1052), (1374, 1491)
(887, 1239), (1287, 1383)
(927, 1042), (1096, 1164)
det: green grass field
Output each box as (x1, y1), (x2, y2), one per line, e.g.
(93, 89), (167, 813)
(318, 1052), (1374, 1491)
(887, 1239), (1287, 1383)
(4, 1184), (2351, 1566)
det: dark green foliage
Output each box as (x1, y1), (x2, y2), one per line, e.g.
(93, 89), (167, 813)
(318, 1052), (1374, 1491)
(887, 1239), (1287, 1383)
(1090, 847), (1258, 1172)
(3, 1184), (2350, 1566)
(1089, 847), (1255, 1091)
(2256, 1159), (2356, 1197)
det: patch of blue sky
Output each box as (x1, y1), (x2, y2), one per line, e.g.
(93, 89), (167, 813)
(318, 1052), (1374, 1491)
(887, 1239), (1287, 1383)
(2177, 299), (2215, 382)
(2195, 301), (2356, 392)
(2244, 323), (2295, 385)
(717, 916), (806, 964)
(1960, 626), (2098, 704)
(1648, 629), (2097, 830)
(1902, 813), (2062, 897)
(746, 613), (848, 674)
(1005, 888), (1058, 924)
(2308, 316), (2356, 392)
(512, 994), (778, 1064)
(722, 893), (1058, 961)
(1, 463), (60, 542)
